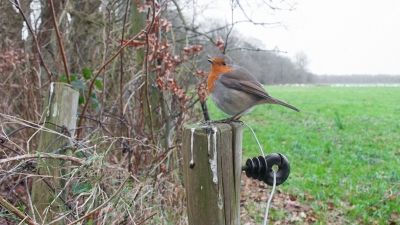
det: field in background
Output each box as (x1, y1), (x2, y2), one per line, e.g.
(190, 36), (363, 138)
(208, 86), (400, 224)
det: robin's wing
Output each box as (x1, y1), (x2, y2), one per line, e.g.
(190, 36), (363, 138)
(219, 68), (301, 112)
(219, 68), (272, 99)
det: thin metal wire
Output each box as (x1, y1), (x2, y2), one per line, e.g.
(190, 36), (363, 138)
(242, 121), (276, 224)
(242, 121), (265, 157)
(263, 169), (277, 225)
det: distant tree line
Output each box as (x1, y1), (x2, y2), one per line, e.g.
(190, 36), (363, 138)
(314, 74), (400, 84)
(199, 35), (400, 85)
(169, 15), (400, 85)
(226, 48), (316, 85)
(198, 35), (400, 84)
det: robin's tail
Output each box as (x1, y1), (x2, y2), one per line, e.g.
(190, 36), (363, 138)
(268, 97), (301, 112)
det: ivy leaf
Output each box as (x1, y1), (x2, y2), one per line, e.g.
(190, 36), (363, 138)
(75, 151), (85, 158)
(60, 74), (76, 83)
(71, 80), (86, 90)
(72, 183), (92, 195)
(94, 78), (103, 90)
(82, 67), (94, 80)
(78, 94), (85, 104)
(90, 93), (100, 111)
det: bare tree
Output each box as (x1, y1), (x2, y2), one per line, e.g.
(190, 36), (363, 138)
(294, 50), (310, 71)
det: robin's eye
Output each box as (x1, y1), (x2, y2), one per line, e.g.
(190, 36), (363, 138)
(222, 62), (227, 66)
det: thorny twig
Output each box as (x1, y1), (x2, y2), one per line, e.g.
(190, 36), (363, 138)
(3, 121), (67, 139)
(142, 0), (158, 145)
(143, 29), (156, 145)
(119, 0), (130, 115)
(48, 0), (71, 84)
(0, 141), (20, 155)
(119, 0), (131, 167)
(137, 212), (157, 225)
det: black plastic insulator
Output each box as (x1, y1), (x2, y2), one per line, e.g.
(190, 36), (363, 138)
(243, 153), (290, 186)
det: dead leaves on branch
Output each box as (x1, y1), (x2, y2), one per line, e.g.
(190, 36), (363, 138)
(0, 49), (32, 73)
(216, 36), (225, 52)
(196, 82), (207, 103)
(122, 15), (205, 108)
(136, 0), (159, 13)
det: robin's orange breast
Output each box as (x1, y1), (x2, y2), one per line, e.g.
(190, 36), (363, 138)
(207, 62), (233, 93)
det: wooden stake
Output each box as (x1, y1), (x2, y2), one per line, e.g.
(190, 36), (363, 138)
(31, 82), (78, 224)
(182, 122), (242, 225)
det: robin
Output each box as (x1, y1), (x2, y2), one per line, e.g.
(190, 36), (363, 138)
(207, 55), (300, 120)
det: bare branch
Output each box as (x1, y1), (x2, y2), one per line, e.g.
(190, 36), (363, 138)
(137, 212), (157, 225)
(171, 0), (189, 29)
(76, 4), (166, 138)
(14, 0), (52, 79)
(48, 0), (71, 84)
(236, 1), (283, 27)
(119, 0), (130, 115)
(0, 153), (85, 165)
(226, 47), (287, 54)
(142, 0), (158, 145)
(0, 195), (36, 225)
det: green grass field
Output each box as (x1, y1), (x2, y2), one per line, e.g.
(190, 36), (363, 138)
(208, 85), (400, 224)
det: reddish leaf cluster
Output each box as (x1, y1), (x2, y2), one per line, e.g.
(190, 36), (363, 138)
(157, 76), (188, 103)
(153, 42), (203, 103)
(0, 49), (30, 72)
(125, 13), (204, 107)
(195, 70), (207, 78)
(196, 82), (207, 103)
(122, 17), (171, 49)
(160, 18), (172, 32)
(136, 0), (159, 13)
(147, 17), (171, 34)
(183, 45), (203, 58)
(216, 36), (225, 52)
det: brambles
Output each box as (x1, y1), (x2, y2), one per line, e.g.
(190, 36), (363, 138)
(0, 1), (206, 224)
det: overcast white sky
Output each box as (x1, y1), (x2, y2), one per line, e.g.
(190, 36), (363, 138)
(201, 1), (400, 75)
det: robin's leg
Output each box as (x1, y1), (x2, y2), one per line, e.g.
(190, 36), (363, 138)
(211, 110), (245, 123)
(229, 109), (248, 121)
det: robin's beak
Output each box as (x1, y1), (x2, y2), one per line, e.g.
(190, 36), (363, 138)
(207, 58), (214, 64)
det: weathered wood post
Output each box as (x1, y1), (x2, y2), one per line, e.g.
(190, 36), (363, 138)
(182, 122), (243, 225)
(31, 82), (79, 224)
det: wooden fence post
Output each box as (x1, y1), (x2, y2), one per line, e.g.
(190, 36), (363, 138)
(31, 82), (79, 224)
(182, 122), (243, 225)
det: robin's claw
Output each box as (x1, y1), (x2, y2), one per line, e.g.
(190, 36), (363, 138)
(211, 117), (242, 124)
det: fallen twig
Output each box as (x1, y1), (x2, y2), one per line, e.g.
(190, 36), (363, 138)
(0, 153), (85, 165)
(0, 195), (37, 225)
